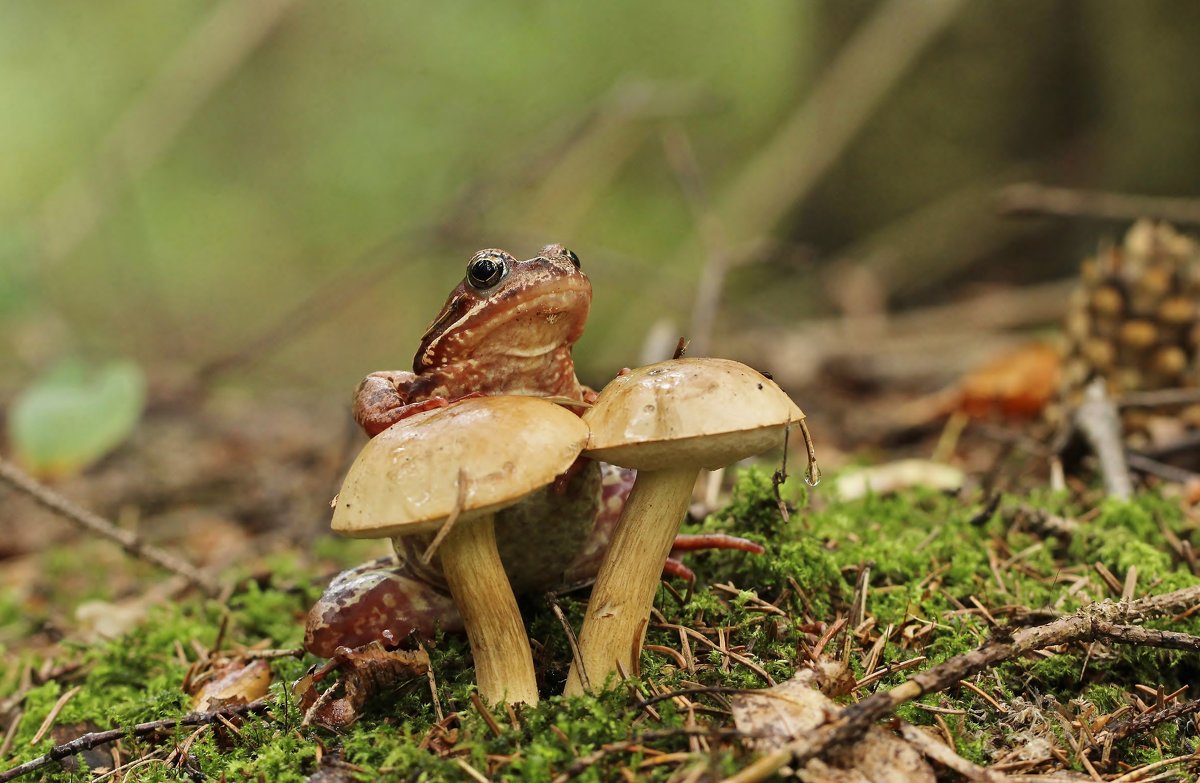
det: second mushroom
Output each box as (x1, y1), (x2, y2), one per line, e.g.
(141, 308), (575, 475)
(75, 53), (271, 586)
(564, 357), (812, 695)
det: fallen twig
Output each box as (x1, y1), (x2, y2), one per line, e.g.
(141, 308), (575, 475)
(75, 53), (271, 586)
(0, 457), (220, 596)
(1125, 452), (1200, 485)
(897, 721), (1011, 782)
(1074, 380), (1133, 500)
(720, 584), (1200, 782)
(997, 183), (1200, 226)
(26, 687), (80, 746)
(0, 699), (267, 782)
(1090, 697), (1200, 750)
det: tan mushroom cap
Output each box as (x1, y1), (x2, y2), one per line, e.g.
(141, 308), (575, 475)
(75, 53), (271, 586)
(583, 357), (804, 470)
(332, 395), (589, 538)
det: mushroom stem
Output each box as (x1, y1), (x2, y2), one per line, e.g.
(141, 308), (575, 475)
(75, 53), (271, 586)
(439, 513), (539, 705)
(564, 466), (697, 695)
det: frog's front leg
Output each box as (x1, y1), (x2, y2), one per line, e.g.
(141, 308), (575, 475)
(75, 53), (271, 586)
(353, 371), (451, 436)
(304, 557), (462, 658)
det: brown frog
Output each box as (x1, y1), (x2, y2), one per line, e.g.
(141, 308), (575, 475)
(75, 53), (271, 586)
(305, 244), (759, 657)
(353, 245), (590, 436)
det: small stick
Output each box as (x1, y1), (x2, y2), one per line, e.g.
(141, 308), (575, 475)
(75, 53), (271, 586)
(469, 692), (502, 738)
(0, 711), (21, 759)
(0, 457), (220, 596)
(897, 721), (1011, 782)
(1107, 753), (1200, 783)
(28, 686), (81, 745)
(547, 594), (590, 694)
(1091, 697), (1200, 748)
(1119, 387), (1200, 408)
(1074, 380), (1133, 501)
(996, 182), (1200, 226)
(418, 642), (443, 724)
(1125, 452), (1200, 485)
(0, 700), (267, 782)
(420, 468), (469, 564)
(454, 758), (491, 783)
(719, 583), (1200, 782)
(1121, 565), (1138, 602)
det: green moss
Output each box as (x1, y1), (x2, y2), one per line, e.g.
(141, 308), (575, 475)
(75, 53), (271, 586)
(6, 476), (1200, 779)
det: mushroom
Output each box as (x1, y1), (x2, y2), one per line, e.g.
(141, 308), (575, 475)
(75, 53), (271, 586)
(332, 395), (588, 705)
(564, 357), (812, 695)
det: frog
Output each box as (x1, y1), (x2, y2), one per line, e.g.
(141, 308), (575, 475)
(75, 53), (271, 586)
(305, 244), (761, 657)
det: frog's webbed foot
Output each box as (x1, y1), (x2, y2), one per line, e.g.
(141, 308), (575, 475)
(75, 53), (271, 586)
(304, 557), (462, 658)
(353, 371), (448, 436)
(663, 533), (766, 582)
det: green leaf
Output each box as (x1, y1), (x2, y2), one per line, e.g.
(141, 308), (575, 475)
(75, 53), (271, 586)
(7, 359), (146, 478)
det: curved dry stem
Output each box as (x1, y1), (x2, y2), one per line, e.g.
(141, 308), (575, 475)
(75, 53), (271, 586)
(565, 466), (697, 695)
(439, 513), (539, 705)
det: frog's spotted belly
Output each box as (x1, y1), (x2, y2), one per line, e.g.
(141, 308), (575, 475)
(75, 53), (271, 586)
(303, 460), (635, 658)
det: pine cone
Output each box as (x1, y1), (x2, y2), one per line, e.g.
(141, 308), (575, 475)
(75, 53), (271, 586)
(1057, 220), (1200, 444)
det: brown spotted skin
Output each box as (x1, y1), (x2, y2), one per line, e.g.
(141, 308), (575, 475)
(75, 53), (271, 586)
(305, 557), (459, 657)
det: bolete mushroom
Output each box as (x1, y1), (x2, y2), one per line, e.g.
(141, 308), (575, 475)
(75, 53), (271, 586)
(564, 357), (811, 695)
(332, 395), (588, 705)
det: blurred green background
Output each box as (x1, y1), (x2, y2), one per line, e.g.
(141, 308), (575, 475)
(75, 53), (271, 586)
(2, 0), (1199, 402)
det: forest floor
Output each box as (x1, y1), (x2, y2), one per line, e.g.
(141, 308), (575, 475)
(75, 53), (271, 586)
(2, 388), (1199, 782)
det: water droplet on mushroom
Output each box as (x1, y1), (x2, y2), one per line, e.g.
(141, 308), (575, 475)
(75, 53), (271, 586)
(805, 461), (822, 487)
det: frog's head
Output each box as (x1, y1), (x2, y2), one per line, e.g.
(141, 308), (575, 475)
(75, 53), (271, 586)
(414, 244), (592, 371)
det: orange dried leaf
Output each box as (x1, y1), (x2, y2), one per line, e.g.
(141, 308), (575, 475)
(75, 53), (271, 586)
(956, 342), (1061, 419)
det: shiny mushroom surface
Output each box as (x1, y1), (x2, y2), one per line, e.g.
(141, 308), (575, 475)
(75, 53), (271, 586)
(333, 395), (588, 705)
(564, 358), (808, 695)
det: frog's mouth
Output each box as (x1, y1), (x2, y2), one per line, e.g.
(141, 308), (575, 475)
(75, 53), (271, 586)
(480, 283), (591, 359)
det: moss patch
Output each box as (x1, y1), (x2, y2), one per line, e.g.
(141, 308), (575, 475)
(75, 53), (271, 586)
(3, 467), (1200, 780)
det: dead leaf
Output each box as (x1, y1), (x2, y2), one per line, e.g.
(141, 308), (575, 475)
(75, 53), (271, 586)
(189, 658), (272, 712)
(835, 459), (964, 500)
(75, 599), (150, 642)
(294, 637), (430, 730)
(956, 342), (1061, 420)
(731, 661), (934, 783)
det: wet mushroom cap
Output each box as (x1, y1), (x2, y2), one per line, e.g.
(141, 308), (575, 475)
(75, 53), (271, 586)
(564, 357), (806, 696)
(332, 395), (589, 538)
(327, 394), (588, 706)
(583, 357), (805, 469)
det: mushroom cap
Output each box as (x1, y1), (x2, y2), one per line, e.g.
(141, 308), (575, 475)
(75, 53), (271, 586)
(332, 396), (589, 538)
(583, 358), (804, 471)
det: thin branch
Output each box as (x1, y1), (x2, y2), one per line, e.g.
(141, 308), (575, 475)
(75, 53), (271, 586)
(720, 585), (1200, 782)
(1075, 380), (1134, 501)
(1091, 698), (1200, 749)
(0, 457), (220, 596)
(997, 183), (1200, 226)
(897, 722), (1012, 782)
(0, 700), (267, 782)
(1125, 452), (1200, 485)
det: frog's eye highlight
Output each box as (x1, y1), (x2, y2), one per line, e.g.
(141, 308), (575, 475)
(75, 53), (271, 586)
(564, 248), (581, 269)
(466, 252), (508, 289)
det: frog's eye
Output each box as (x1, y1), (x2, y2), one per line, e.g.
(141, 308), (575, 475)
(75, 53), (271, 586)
(564, 248), (581, 269)
(466, 252), (508, 289)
